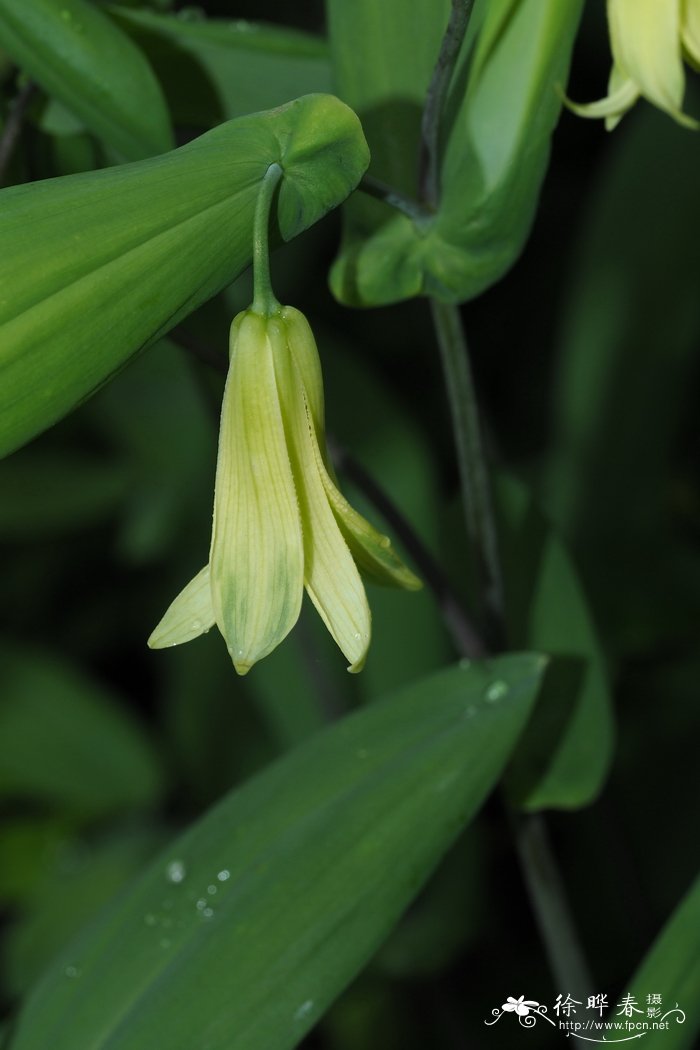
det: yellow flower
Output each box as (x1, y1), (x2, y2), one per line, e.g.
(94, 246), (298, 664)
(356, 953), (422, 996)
(569, 0), (700, 129)
(148, 306), (420, 674)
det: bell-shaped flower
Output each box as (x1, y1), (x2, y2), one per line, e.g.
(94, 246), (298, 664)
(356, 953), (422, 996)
(148, 306), (420, 674)
(568, 0), (700, 129)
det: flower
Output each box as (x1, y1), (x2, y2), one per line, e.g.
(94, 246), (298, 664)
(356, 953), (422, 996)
(148, 306), (420, 674)
(502, 996), (539, 1017)
(568, 0), (700, 129)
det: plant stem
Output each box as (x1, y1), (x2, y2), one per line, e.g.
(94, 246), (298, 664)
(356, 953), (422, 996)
(430, 299), (504, 639)
(358, 174), (429, 226)
(0, 79), (37, 187)
(251, 162), (283, 316)
(418, 0), (475, 208)
(513, 813), (594, 999)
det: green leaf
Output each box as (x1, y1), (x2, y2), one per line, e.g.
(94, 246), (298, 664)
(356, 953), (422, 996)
(496, 476), (614, 810)
(0, 0), (173, 160)
(622, 871), (700, 1050)
(3, 826), (163, 997)
(329, 0), (584, 306)
(0, 643), (164, 819)
(110, 6), (332, 126)
(0, 93), (369, 458)
(0, 446), (128, 538)
(10, 653), (543, 1050)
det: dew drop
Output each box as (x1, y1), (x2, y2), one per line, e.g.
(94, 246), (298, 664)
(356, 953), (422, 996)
(196, 898), (207, 911)
(64, 965), (80, 979)
(217, 869), (231, 882)
(190, 619), (202, 632)
(207, 884), (217, 895)
(484, 680), (508, 703)
(166, 859), (186, 884)
(201, 907), (214, 919)
(144, 913), (157, 927)
(294, 1000), (314, 1022)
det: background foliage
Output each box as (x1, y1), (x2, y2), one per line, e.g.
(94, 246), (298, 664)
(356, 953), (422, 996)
(0, 1), (699, 1048)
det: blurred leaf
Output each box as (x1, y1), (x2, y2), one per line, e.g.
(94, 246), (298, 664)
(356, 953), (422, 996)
(543, 100), (700, 657)
(0, 447), (128, 539)
(111, 6), (331, 127)
(0, 819), (69, 905)
(10, 653), (543, 1050)
(0, 0), (173, 160)
(496, 476), (614, 810)
(0, 643), (164, 819)
(0, 93), (369, 458)
(329, 0), (583, 306)
(87, 337), (214, 564)
(622, 871), (700, 1050)
(2, 825), (163, 996)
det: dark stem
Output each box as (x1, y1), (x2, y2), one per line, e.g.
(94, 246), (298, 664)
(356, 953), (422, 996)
(0, 80), (37, 187)
(418, 0), (476, 208)
(430, 299), (504, 640)
(358, 174), (429, 226)
(513, 813), (594, 999)
(329, 437), (486, 660)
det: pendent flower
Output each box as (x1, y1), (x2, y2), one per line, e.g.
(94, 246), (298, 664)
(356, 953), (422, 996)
(568, 0), (700, 130)
(148, 164), (420, 675)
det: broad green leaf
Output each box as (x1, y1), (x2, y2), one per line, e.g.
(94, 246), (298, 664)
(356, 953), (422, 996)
(10, 653), (543, 1050)
(542, 99), (700, 657)
(329, 0), (583, 306)
(110, 6), (332, 126)
(0, 0), (173, 160)
(0, 643), (164, 819)
(621, 871), (700, 1050)
(497, 476), (614, 810)
(3, 826), (163, 997)
(0, 93), (369, 458)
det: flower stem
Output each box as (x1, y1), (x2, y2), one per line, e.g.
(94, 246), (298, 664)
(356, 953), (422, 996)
(251, 162), (284, 316)
(418, 0), (476, 208)
(358, 174), (429, 226)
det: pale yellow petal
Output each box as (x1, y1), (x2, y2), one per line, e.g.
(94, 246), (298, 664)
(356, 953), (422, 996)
(148, 565), (214, 648)
(565, 71), (639, 123)
(210, 312), (304, 675)
(314, 455), (422, 591)
(609, 0), (697, 125)
(682, 0), (700, 67)
(276, 306), (325, 436)
(271, 325), (370, 673)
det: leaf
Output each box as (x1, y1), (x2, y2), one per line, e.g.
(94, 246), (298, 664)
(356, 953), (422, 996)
(621, 871), (700, 1050)
(110, 6), (332, 126)
(0, 0), (173, 160)
(0, 93), (369, 458)
(3, 826), (163, 997)
(0, 447), (128, 538)
(0, 643), (164, 819)
(329, 0), (584, 306)
(496, 476), (614, 810)
(10, 653), (543, 1050)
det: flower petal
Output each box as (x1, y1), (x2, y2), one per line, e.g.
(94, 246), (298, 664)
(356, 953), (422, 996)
(317, 460), (422, 591)
(279, 305), (325, 436)
(609, 0), (697, 127)
(271, 321), (370, 672)
(565, 70), (639, 123)
(147, 564), (214, 648)
(210, 311), (304, 675)
(683, 0), (700, 68)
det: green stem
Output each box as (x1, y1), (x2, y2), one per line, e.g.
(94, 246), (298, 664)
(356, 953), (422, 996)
(251, 162), (284, 316)
(430, 299), (504, 636)
(419, 0), (476, 208)
(358, 174), (429, 226)
(513, 813), (594, 999)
